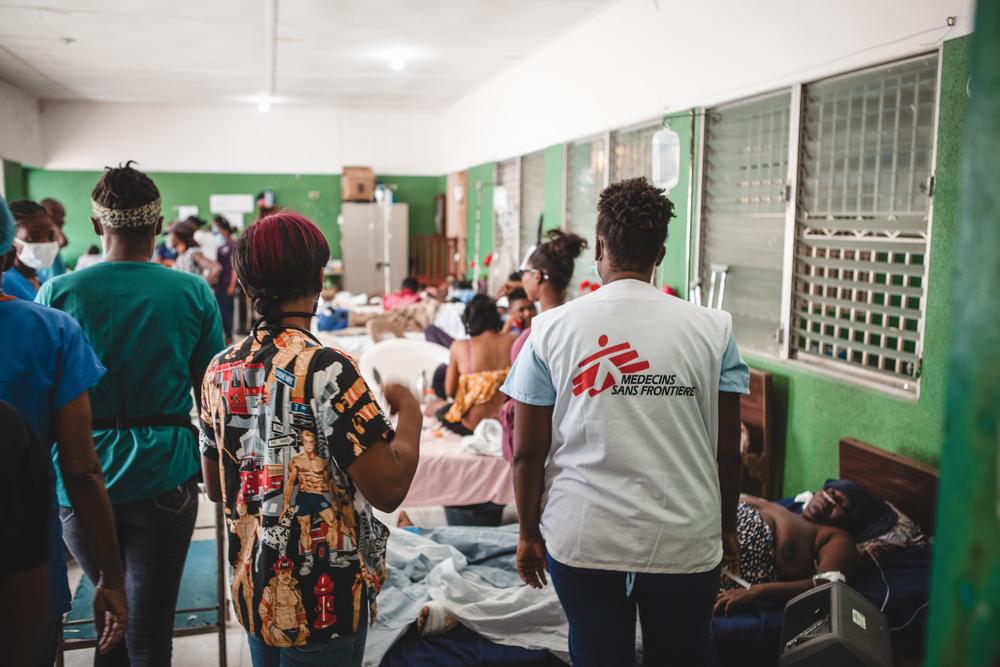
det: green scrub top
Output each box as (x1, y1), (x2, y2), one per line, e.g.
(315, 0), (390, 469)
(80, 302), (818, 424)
(37, 261), (225, 505)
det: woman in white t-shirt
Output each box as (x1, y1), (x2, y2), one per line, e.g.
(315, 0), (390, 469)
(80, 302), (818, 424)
(501, 177), (749, 666)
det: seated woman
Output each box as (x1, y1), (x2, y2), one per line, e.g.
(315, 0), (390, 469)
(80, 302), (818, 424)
(438, 294), (513, 437)
(170, 220), (221, 285)
(714, 495), (861, 615)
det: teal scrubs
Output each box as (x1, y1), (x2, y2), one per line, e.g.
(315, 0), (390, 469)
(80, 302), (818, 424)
(37, 262), (225, 505)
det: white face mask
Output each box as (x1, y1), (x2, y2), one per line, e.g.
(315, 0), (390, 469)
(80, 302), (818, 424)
(14, 239), (60, 270)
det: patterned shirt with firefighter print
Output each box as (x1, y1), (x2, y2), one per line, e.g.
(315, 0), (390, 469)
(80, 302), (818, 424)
(200, 327), (394, 647)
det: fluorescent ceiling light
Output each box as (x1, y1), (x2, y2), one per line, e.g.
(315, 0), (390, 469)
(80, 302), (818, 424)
(390, 55), (406, 72)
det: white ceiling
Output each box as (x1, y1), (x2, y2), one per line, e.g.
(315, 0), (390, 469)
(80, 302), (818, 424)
(0, 0), (614, 109)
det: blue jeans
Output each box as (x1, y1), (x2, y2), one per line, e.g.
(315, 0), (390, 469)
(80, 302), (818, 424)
(247, 603), (368, 667)
(547, 555), (720, 667)
(60, 476), (199, 667)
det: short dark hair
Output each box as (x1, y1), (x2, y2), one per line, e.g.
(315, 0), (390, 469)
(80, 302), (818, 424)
(170, 220), (199, 248)
(507, 288), (528, 302)
(213, 215), (233, 234)
(234, 211), (330, 322)
(8, 200), (50, 227)
(91, 161), (159, 211)
(527, 229), (588, 293)
(186, 215), (207, 229)
(596, 178), (674, 273)
(402, 276), (419, 293)
(39, 198), (65, 222)
(462, 294), (503, 336)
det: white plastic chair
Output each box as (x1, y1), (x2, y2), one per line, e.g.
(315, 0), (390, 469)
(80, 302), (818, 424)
(359, 338), (450, 407)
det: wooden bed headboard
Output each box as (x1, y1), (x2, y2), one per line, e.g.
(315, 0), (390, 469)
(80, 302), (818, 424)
(740, 369), (776, 498)
(839, 438), (939, 533)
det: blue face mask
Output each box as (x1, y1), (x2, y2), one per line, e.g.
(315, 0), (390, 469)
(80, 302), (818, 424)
(591, 261), (602, 284)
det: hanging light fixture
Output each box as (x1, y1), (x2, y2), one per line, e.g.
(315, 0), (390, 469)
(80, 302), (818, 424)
(258, 0), (277, 113)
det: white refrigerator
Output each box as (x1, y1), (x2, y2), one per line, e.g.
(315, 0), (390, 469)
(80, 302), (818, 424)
(339, 202), (409, 295)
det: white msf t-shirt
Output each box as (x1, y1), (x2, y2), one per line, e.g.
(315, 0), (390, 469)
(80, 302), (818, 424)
(501, 279), (750, 574)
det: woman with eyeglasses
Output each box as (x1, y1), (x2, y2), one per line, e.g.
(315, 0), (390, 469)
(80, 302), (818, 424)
(499, 230), (587, 462)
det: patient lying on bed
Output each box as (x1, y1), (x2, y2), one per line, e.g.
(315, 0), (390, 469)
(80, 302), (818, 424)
(714, 495), (860, 615)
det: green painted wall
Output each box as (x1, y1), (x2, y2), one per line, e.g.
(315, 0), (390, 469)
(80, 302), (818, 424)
(2, 159), (27, 201)
(925, 19), (1000, 666)
(24, 169), (443, 266)
(465, 162), (495, 280)
(743, 35), (968, 496)
(542, 144), (565, 231)
(377, 174), (447, 237)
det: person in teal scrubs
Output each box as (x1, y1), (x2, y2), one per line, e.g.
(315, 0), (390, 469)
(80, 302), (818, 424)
(37, 162), (225, 667)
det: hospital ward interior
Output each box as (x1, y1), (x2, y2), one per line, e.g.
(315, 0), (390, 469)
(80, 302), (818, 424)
(0, 1), (998, 666)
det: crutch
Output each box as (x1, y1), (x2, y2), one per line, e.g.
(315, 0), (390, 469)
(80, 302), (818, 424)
(708, 263), (730, 309)
(689, 278), (704, 306)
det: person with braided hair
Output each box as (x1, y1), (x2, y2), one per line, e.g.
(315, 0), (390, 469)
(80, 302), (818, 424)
(502, 178), (750, 666)
(198, 211), (423, 665)
(37, 161), (225, 666)
(499, 229), (588, 462)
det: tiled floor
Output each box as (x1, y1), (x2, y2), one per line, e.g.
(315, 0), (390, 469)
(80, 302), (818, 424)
(60, 498), (456, 666)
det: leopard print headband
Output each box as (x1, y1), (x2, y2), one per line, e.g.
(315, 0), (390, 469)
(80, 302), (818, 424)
(91, 198), (161, 228)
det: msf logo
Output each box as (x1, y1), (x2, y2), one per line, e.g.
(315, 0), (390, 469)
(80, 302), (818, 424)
(571, 335), (650, 397)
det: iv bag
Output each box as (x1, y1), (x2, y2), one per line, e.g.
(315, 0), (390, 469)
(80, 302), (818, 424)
(651, 128), (681, 192)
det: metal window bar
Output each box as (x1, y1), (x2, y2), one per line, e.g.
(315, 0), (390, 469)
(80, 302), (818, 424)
(519, 150), (546, 260)
(610, 123), (659, 183)
(566, 135), (607, 294)
(791, 54), (938, 392)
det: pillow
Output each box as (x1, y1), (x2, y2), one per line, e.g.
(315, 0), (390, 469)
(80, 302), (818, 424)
(857, 502), (929, 559)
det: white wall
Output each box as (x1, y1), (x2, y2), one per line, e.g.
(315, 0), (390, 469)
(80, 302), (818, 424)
(39, 102), (444, 175)
(11, 0), (976, 175)
(440, 0), (975, 171)
(0, 79), (43, 166)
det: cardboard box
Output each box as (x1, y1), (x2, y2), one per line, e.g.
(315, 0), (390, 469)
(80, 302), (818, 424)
(342, 166), (375, 202)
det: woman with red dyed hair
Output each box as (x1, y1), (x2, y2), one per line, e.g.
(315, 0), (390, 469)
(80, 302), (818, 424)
(199, 211), (423, 666)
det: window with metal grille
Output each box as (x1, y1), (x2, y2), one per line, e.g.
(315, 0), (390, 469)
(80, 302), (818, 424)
(610, 122), (659, 182)
(520, 150), (545, 262)
(700, 92), (791, 356)
(566, 136), (607, 292)
(491, 158), (521, 293)
(792, 54), (938, 393)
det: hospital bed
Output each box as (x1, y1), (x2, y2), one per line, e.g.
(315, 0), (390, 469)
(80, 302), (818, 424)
(368, 434), (935, 666)
(713, 438), (937, 667)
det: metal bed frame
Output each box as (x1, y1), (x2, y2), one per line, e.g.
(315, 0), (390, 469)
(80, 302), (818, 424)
(56, 486), (228, 667)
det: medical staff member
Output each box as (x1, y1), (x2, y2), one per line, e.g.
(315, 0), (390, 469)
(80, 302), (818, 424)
(37, 162), (225, 666)
(502, 177), (749, 666)
(0, 196), (127, 663)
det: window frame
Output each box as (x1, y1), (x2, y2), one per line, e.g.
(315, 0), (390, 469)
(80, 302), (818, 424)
(694, 48), (944, 399)
(518, 149), (547, 263)
(609, 117), (663, 183)
(693, 88), (795, 357)
(562, 131), (610, 233)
